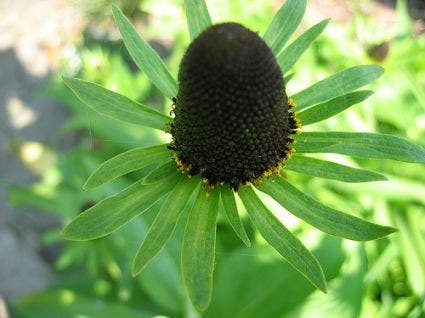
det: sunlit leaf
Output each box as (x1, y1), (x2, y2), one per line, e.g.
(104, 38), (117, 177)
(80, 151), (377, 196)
(277, 19), (329, 75)
(112, 5), (178, 99)
(184, 0), (212, 40)
(285, 155), (387, 182)
(258, 178), (396, 241)
(182, 188), (220, 312)
(263, 0), (307, 55)
(297, 91), (374, 126)
(292, 65), (384, 110)
(61, 171), (181, 241)
(238, 186), (327, 292)
(63, 77), (171, 131)
(220, 186), (251, 246)
(132, 177), (199, 276)
(208, 237), (345, 318)
(294, 132), (425, 163)
(84, 145), (171, 190)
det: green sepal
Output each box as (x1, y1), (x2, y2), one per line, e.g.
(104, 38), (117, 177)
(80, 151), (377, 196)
(132, 176), (199, 276)
(278, 19), (329, 75)
(63, 76), (171, 131)
(292, 65), (384, 111)
(258, 178), (397, 241)
(84, 145), (172, 190)
(61, 170), (181, 241)
(263, 0), (307, 55)
(285, 155), (387, 182)
(184, 0), (212, 40)
(220, 186), (251, 246)
(112, 5), (178, 99)
(294, 132), (425, 163)
(182, 188), (220, 312)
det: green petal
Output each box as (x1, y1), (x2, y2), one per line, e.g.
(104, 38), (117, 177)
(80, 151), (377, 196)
(278, 19), (329, 75)
(132, 177), (199, 276)
(285, 155), (387, 182)
(292, 65), (384, 111)
(184, 0), (212, 40)
(61, 170), (181, 241)
(182, 188), (220, 312)
(263, 0), (307, 55)
(143, 160), (178, 184)
(220, 186), (251, 247)
(112, 5), (178, 99)
(238, 186), (327, 293)
(84, 145), (171, 190)
(284, 73), (295, 83)
(297, 90), (374, 125)
(258, 178), (396, 241)
(294, 132), (425, 163)
(62, 77), (171, 131)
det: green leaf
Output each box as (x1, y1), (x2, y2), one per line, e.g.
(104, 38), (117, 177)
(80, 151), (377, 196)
(184, 0), (212, 40)
(258, 178), (396, 241)
(182, 188), (220, 312)
(61, 171), (181, 241)
(112, 5), (178, 99)
(84, 145), (171, 190)
(285, 155), (387, 182)
(263, 0), (307, 55)
(16, 289), (154, 318)
(62, 77), (171, 131)
(132, 177), (199, 276)
(277, 19), (329, 75)
(238, 186), (327, 293)
(220, 186), (251, 246)
(292, 65), (384, 111)
(294, 132), (425, 163)
(297, 90), (374, 125)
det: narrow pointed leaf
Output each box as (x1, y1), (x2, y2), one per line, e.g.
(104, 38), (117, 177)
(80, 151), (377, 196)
(132, 177), (199, 276)
(294, 132), (425, 163)
(258, 178), (396, 241)
(278, 19), (329, 75)
(263, 0), (307, 55)
(238, 187), (326, 292)
(184, 0), (212, 40)
(220, 186), (251, 246)
(63, 76), (171, 130)
(143, 160), (178, 184)
(182, 188), (220, 312)
(284, 73), (295, 84)
(61, 171), (181, 241)
(285, 155), (387, 182)
(292, 65), (384, 111)
(112, 5), (178, 99)
(84, 145), (171, 190)
(297, 90), (374, 125)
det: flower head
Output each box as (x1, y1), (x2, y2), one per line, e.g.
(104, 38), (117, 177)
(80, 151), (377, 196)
(171, 22), (298, 189)
(61, 0), (425, 312)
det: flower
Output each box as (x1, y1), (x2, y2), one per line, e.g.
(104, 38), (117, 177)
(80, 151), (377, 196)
(61, 0), (425, 312)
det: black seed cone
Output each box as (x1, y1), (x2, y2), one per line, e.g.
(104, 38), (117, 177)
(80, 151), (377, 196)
(171, 23), (295, 190)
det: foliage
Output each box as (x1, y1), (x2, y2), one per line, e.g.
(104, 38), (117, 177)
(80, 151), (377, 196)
(7, 0), (425, 317)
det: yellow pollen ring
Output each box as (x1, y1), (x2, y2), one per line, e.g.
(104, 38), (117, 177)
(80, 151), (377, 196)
(173, 153), (192, 173)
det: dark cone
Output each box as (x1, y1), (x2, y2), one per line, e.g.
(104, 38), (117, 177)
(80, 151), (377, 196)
(170, 23), (297, 190)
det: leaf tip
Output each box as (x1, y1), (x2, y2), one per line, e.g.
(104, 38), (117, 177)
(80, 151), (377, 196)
(60, 227), (77, 241)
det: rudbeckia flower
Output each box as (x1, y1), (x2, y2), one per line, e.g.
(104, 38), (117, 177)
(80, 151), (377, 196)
(61, 0), (425, 311)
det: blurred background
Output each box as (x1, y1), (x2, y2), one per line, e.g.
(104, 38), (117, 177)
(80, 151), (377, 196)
(0, 0), (424, 317)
